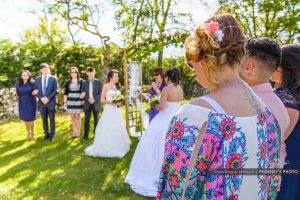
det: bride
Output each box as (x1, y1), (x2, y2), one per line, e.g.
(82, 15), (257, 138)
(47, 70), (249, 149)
(125, 68), (183, 196)
(85, 69), (131, 158)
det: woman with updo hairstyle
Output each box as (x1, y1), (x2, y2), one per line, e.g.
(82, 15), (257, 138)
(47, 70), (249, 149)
(125, 67), (183, 197)
(157, 13), (282, 199)
(164, 67), (180, 86)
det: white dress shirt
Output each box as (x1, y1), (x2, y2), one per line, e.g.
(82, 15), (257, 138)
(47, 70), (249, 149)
(89, 80), (94, 98)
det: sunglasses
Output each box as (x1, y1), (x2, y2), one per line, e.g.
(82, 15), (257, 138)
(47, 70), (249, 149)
(186, 62), (193, 69)
(70, 71), (77, 74)
(154, 74), (159, 76)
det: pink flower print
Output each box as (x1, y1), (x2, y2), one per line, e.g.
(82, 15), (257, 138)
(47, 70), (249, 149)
(258, 113), (265, 125)
(205, 20), (220, 32)
(171, 121), (185, 140)
(226, 154), (243, 170)
(157, 192), (162, 199)
(229, 195), (239, 200)
(221, 118), (236, 140)
(260, 141), (267, 160)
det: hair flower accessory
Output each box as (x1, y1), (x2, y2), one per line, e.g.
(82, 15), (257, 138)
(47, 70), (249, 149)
(205, 20), (220, 32)
(205, 20), (224, 42)
(216, 30), (225, 42)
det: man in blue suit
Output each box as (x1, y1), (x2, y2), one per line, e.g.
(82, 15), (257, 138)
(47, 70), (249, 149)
(34, 63), (58, 141)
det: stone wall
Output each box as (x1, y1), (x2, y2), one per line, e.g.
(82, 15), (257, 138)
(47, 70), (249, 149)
(0, 88), (19, 119)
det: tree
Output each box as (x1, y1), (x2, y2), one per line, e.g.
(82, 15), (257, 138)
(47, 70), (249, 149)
(38, 0), (111, 81)
(217, 0), (300, 43)
(113, 0), (192, 67)
(0, 40), (22, 87)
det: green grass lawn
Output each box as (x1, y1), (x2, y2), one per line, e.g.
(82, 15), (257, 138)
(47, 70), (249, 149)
(0, 114), (154, 200)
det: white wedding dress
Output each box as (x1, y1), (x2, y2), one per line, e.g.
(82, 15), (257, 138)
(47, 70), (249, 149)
(85, 90), (131, 158)
(125, 101), (180, 197)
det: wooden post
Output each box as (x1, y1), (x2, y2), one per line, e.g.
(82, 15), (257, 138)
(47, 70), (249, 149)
(123, 48), (130, 133)
(140, 63), (144, 135)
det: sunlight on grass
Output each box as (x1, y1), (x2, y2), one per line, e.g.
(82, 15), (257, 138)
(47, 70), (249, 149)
(0, 114), (153, 200)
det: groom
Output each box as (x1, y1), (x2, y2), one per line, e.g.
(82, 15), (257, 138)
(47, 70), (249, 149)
(81, 67), (102, 141)
(34, 63), (58, 141)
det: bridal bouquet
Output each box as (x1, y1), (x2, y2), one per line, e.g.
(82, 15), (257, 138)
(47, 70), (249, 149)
(150, 95), (160, 107)
(112, 94), (125, 107)
(142, 85), (152, 93)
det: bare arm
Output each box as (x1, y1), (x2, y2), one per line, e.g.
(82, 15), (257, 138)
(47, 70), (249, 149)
(284, 108), (299, 140)
(100, 85), (109, 104)
(63, 95), (67, 104)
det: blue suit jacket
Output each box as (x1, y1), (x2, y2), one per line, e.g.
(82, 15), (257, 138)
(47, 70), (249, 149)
(34, 75), (58, 108)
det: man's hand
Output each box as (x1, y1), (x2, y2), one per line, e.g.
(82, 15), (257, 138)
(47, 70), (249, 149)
(41, 97), (49, 104)
(89, 97), (95, 104)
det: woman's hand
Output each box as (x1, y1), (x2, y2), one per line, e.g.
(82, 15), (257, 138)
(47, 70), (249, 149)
(151, 82), (159, 91)
(80, 92), (86, 99)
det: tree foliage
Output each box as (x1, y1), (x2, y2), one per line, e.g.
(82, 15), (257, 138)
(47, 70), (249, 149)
(218, 0), (300, 43)
(113, 0), (192, 66)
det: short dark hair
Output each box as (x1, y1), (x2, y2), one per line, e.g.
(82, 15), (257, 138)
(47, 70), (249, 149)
(245, 38), (281, 72)
(40, 63), (50, 69)
(87, 67), (95, 72)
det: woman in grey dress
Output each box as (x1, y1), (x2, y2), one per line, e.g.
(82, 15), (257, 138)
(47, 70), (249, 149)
(64, 66), (84, 138)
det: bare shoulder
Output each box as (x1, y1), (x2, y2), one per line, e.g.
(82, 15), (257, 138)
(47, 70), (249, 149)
(103, 83), (110, 89)
(188, 97), (215, 111)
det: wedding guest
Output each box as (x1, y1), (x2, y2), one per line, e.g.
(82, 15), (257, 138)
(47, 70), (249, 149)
(16, 70), (37, 140)
(34, 63), (58, 141)
(64, 66), (84, 138)
(239, 37), (289, 169)
(125, 68), (183, 196)
(149, 68), (166, 122)
(157, 13), (282, 199)
(85, 69), (130, 158)
(80, 67), (102, 141)
(272, 44), (300, 200)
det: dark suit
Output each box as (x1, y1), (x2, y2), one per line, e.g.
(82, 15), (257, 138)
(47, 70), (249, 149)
(34, 75), (58, 140)
(81, 79), (102, 139)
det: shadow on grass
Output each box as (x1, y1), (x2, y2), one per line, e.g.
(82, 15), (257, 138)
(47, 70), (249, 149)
(0, 115), (153, 200)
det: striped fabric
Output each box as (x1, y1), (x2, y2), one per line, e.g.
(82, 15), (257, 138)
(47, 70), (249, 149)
(66, 81), (83, 113)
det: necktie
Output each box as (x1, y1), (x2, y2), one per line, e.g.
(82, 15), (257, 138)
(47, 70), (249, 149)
(43, 76), (47, 96)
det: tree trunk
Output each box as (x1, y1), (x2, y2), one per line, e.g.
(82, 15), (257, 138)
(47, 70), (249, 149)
(157, 50), (163, 67)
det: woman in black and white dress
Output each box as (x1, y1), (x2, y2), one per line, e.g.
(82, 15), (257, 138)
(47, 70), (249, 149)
(64, 66), (84, 138)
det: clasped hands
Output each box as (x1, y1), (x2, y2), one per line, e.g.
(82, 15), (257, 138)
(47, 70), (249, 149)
(41, 97), (49, 104)
(31, 89), (49, 104)
(88, 97), (95, 104)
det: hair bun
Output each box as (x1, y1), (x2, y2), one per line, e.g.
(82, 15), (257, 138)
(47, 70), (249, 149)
(195, 26), (208, 40)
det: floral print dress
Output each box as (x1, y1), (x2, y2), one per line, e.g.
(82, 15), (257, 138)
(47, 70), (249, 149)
(157, 101), (281, 200)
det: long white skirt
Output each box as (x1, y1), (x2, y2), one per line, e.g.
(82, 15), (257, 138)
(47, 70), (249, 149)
(85, 104), (131, 158)
(125, 102), (180, 196)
